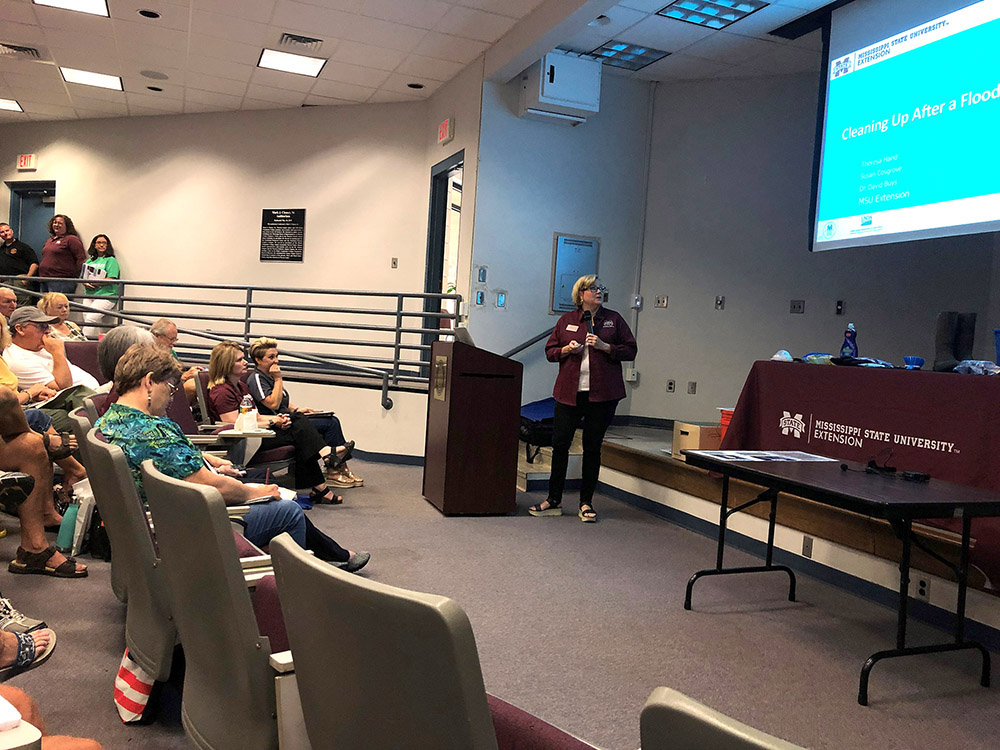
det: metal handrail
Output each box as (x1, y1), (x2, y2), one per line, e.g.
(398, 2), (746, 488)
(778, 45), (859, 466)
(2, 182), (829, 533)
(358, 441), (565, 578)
(502, 327), (554, 359)
(2, 276), (462, 410)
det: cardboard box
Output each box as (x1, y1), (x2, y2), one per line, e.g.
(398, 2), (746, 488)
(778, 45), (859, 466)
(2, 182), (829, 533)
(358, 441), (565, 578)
(671, 421), (722, 457)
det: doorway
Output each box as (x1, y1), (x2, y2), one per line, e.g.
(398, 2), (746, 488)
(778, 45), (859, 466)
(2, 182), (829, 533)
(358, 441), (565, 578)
(5, 181), (56, 253)
(423, 151), (464, 365)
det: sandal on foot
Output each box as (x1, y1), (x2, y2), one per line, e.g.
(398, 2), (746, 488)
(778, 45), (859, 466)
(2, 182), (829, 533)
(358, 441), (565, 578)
(0, 628), (57, 679)
(8, 546), (88, 578)
(310, 487), (344, 505)
(41, 431), (75, 460)
(529, 500), (562, 517)
(578, 505), (597, 523)
(327, 441), (355, 469)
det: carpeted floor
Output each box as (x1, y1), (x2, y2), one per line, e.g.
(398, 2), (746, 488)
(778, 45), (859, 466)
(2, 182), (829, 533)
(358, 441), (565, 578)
(2, 458), (998, 749)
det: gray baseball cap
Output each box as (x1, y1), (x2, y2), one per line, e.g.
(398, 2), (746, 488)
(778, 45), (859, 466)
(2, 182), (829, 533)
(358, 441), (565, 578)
(9, 307), (60, 328)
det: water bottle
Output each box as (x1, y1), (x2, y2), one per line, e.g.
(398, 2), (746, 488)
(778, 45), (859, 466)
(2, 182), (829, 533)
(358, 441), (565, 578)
(239, 395), (254, 414)
(56, 501), (79, 553)
(841, 322), (858, 358)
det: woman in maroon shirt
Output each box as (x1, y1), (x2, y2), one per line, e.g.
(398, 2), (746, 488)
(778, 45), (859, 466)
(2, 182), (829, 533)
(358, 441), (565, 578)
(529, 275), (637, 522)
(38, 214), (85, 296)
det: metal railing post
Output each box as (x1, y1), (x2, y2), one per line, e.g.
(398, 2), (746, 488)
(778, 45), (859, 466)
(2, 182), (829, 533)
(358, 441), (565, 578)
(381, 372), (394, 410)
(244, 288), (253, 342)
(392, 294), (403, 386)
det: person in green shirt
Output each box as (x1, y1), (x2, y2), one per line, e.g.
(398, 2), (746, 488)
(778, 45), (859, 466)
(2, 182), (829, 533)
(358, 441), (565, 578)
(81, 234), (121, 339)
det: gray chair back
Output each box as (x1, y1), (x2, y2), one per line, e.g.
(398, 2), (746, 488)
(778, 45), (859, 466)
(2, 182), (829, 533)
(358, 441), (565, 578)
(640, 687), (806, 750)
(141, 460), (277, 750)
(270, 534), (498, 750)
(81, 423), (176, 679)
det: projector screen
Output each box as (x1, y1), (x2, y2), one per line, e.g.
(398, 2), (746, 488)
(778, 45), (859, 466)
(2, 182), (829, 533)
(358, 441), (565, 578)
(812, 0), (1000, 250)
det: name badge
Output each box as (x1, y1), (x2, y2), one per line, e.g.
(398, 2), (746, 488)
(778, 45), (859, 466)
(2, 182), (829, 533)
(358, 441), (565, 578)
(565, 325), (579, 332)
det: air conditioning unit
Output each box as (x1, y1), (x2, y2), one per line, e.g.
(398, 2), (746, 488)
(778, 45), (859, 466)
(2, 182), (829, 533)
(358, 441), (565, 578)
(518, 50), (601, 126)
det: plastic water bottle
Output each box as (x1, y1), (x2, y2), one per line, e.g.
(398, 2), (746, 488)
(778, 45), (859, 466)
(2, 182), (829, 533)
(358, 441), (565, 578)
(56, 501), (79, 553)
(841, 322), (858, 358)
(239, 395), (254, 414)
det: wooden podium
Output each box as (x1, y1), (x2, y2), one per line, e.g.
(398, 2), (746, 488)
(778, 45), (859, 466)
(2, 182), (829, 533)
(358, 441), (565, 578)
(422, 341), (523, 515)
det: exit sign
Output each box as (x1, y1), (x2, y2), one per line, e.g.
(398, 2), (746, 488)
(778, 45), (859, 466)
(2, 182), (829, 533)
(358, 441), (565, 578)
(437, 118), (454, 145)
(17, 154), (37, 171)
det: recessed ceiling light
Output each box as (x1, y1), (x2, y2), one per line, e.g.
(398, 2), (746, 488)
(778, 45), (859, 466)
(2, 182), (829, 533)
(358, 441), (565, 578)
(146, 86), (163, 92)
(140, 70), (169, 80)
(586, 41), (670, 71)
(588, 15), (612, 27)
(0, 98), (24, 112)
(257, 48), (326, 77)
(32, 0), (109, 18)
(407, 83), (424, 89)
(657, 0), (768, 30)
(60, 66), (123, 90)
(137, 9), (161, 19)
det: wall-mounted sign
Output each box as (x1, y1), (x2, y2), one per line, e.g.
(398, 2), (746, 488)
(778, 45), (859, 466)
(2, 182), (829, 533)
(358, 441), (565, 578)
(550, 233), (600, 313)
(438, 117), (454, 145)
(17, 154), (37, 171)
(260, 209), (305, 262)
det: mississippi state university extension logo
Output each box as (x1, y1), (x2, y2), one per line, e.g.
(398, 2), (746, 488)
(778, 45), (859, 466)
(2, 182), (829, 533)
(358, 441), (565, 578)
(832, 54), (852, 79)
(822, 221), (837, 240)
(780, 411), (805, 439)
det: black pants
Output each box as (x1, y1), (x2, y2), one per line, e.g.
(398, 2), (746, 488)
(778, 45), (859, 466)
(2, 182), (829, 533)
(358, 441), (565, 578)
(259, 411), (327, 488)
(547, 392), (618, 507)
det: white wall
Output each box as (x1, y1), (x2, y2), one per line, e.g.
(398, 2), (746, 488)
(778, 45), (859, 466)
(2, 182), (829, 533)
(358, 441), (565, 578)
(468, 71), (652, 405)
(631, 73), (997, 423)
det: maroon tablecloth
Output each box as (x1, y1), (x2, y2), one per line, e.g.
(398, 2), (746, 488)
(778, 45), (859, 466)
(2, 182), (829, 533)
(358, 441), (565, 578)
(722, 360), (1000, 588)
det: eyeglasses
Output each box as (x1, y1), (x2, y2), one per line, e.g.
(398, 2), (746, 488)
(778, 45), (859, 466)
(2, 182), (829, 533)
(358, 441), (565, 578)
(585, 284), (607, 294)
(27, 323), (51, 331)
(166, 381), (180, 399)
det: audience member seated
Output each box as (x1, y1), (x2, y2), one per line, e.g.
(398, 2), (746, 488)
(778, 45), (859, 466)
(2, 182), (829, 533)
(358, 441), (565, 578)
(96, 344), (368, 571)
(0, 390), (87, 578)
(37, 293), (86, 342)
(0, 685), (102, 749)
(247, 337), (361, 490)
(0, 286), (18, 320)
(208, 341), (345, 505)
(149, 318), (201, 405)
(96, 325), (152, 383)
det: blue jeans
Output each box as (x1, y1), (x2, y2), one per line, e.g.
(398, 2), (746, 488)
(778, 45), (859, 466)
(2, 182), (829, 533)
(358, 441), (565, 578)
(243, 499), (307, 548)
(306, 414), (346, 448)
(24, 409), (54, 433)
(39, 279), (78, 295)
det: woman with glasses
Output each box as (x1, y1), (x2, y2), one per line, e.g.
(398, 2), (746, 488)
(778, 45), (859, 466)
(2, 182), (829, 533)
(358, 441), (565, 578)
(38, 214), (85, 296)
(529, 275), (636, 523)
(81, 234), (121, 338)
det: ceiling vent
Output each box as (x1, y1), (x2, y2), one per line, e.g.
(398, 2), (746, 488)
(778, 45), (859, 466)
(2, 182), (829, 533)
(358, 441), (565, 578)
(278, 33), (324, 53)
(0, 42), (51, 62)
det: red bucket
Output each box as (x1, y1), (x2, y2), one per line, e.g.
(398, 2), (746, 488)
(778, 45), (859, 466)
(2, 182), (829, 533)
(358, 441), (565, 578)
(718, 407), (735, 440)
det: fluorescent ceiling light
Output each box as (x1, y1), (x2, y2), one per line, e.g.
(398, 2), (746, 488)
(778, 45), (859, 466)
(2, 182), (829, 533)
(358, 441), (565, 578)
(586, 41), (670, 71)
(657, 0), (768, 30)
(60, 66), (123, 90)
(258, 48), (327, 77)
(33, 0), (109, 17)
(0, 98), (24, 112)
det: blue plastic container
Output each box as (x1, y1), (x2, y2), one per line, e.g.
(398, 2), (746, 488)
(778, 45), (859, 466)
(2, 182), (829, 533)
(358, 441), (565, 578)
(56, 502), (79, 553)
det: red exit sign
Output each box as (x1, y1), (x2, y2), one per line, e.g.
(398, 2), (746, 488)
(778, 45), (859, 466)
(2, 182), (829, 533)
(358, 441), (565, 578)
(437, 118), (454, 145)
(17, 154), (37, 171)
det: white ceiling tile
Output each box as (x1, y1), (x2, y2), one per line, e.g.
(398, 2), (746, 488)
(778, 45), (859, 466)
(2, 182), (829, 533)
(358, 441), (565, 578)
(682, 32), (782, 65)
(125, 91), (184, 111)
(618, 0), (668, 13)
(245, 82), (307, 104)
(183, 71), (249, 97)
(434, 6), (515, 43)
(303, 93), (356, 106)
(0, 56), (54, 76)
(458, 0), (545, 19)
(66, 84), (126, 103)
(620, 14), (716, 51)
(318, 60), (390, 88)
(188, 34), (262, 65)
(1, 21), (49, 46)
(367, 88), (422, 103)
(183, 100), (235, 113)
(71, 95), (129, 113)
(719, 4), (814, 40)
(335, 13), (429, 51)
(284, 0), (363, 11)
(635, 52), (733, 81)
(114, 21), (189, 52)
(5, 69), (68, 93)
(241, 98), (291, 110)
(128, 105), (179, 116)
(329, 40), (408, 70)
(413, 31), (487, 64)
(19, 101), (78, 117)
(250, 66), (318, 92)
(359, 0), (451, 30)
(197, 0), (277, 25)
(561, 5), (649, 52)
(185, 54), (254, 82)
(34, 7), (113, 36)
(395, 53), (464, 82)
(0, 110), (32, 122)
(108, 0), (191, 32)
(310, 77), (375, 102)
(43, 27), (111, 52)
(117, 61), (186, 85)
(191, 10), (270, 46)
(381, 72), (440, 95)
(49, 49), (119, 73)
(116, 41), (187, 70)
(185, 87), (244, 107)
(744, 43), (820, 75)
(122, 77), (185, 100)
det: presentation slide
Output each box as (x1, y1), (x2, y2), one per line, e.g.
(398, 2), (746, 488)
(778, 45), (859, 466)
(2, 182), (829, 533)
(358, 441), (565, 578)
(813, 0), (1000, 250)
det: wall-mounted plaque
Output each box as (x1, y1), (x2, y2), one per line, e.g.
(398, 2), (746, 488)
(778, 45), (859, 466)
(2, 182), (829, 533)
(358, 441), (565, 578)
(260, 209), (305, 262)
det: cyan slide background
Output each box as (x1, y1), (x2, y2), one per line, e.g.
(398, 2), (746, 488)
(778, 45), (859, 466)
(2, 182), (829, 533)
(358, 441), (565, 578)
(817, 18), (1000, 221)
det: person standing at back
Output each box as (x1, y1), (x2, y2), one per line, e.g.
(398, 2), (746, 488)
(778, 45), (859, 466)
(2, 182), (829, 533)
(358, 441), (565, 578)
(0, 223), (39, 306)
(81, 234), (121, 338)
(38, 215), (85, 296)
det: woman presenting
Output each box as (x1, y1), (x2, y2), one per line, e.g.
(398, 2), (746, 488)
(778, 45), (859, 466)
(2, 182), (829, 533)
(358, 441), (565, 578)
(529, 275), (636, 522)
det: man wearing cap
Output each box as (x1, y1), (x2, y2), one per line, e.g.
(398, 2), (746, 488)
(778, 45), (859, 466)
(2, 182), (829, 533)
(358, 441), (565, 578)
(0, 224), (38, 307)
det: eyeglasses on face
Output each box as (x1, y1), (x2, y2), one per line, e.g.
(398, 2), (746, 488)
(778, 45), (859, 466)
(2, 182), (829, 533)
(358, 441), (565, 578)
(585, 284), (607, 294)
(166, 381), (180, 399)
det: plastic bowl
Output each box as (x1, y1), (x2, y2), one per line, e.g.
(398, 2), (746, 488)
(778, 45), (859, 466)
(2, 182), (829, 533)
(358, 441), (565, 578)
(903, 356), (925, 370)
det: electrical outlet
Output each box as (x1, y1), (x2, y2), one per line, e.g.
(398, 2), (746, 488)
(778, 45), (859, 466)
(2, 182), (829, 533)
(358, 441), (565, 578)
(915, 577), (931, 602)
(801, 535), (814, 558)
(789, 299), (805, 314)
(624, 368), (638, 382)
(714, 295), (725, 310)
(654, 295), (668, 308)
(666, 380), (676, 393)
(391, 257), (398, 269)
(687, 381), (697, 395)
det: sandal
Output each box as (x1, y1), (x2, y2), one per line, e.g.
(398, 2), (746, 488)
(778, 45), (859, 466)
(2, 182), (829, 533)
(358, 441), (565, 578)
(0, 628), (57, 679)
(309, 486), (344, 505)
(578, 504), (598, 523)
(41, 431), (75, 461)
(342, 463), (364, 487)
(327, 441), (355, 470)
(528, 499), (562, 517)
(8, 545), (88, 578)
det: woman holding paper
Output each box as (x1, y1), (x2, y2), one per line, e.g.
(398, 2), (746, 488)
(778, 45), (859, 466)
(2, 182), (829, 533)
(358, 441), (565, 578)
(81, 234), (121, 338)
(207, 341), (345, 505)
(529, 275), (637, 523)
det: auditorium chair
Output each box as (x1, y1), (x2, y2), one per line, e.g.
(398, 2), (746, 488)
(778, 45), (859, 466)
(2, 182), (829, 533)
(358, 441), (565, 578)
(269, 534), (600, 750)
(640, 687), (806, 750)
(64, 340), (104, 383)
(141, 461), (300, 750)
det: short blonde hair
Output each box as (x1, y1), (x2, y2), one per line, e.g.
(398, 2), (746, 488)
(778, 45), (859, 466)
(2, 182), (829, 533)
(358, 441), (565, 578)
(37, 292), (69, 315)
(571, 275), (598, 307)
(208, 340), (245, 389)
(0, 314), (10, 352)
(248, 336), (278, 365)
(114, 343), (181, 396)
